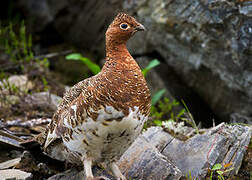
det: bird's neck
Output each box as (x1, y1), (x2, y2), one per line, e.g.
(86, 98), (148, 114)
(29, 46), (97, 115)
(106, 43), (129, 59)
(104, 42), (140, 72)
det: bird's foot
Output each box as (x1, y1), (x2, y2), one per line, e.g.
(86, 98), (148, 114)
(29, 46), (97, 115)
(109, 162), (126, 180)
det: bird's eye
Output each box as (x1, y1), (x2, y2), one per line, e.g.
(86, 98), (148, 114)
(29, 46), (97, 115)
(120, 23), (129, 30)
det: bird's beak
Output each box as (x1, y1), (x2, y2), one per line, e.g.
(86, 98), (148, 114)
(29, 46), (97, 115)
(135, 24), (146, 31)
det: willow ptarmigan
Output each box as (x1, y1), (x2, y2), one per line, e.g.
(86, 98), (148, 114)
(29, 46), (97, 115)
(44, 13), (151, 180)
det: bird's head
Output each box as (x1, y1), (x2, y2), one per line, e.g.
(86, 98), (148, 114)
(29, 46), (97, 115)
(106, 13), (145, 45)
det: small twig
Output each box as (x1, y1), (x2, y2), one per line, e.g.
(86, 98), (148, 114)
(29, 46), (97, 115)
(34, 50), (73, 59)
(187, 128), (206, 137)
(181, 99), (199, 134)
(212, 118), (215, 127)
(3, 118), (51, 128)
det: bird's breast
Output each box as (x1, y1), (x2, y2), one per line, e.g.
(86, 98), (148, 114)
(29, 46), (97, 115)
(98, 67), (151, 116)
(62, 105), (147, 162)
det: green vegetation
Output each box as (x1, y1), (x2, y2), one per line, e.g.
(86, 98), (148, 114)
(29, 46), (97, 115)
(142, 59), (160, 77)
(1, 22), (29, 61)
(147, 97), (186, 127)
(0, 74), (20, 95)
(181, 99), (199, 134)
(65, 53), (101, 75)
(151, 89), (166, 106)
(0, 21), (51, 95)
(186, 163), (235, 180)
(185, 171), (199, 180)
(148, 91), (200, 133)
(0, 21), (49, 73)
(209, 163), (234, 180)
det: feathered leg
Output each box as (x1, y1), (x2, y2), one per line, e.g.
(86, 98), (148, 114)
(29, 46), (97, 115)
(83, 158), (108, 180)
(83, 158), (94, 180)
(110, 162), (126, 180)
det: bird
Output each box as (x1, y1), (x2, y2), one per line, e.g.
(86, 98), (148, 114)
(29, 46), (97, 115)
(43, 12), (151, 180)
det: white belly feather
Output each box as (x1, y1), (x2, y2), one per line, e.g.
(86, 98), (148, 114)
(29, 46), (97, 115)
(62, 105), (147, 162)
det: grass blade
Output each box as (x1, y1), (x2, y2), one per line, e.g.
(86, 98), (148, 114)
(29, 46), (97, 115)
(152, 89), (166, 106)
(66, 53), (101, 75)
(142, 59), (160, 77)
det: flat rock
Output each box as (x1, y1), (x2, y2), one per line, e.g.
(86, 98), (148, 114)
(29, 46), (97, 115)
(144, 124), (252, 179)
(0, 75), (33, 93)
(47, 168), (85, 180)
(141, 126), (175, 152)
(0, 157), (21, 170)
(118, 136), (182, 180)
(0, 169), (32, 180)
(0, 130), (24, 149)
(47, 167), (113, 180)
(24, 92), (62, 112)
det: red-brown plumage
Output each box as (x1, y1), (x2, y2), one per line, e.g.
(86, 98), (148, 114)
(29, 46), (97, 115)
(43, 13), (150, 180)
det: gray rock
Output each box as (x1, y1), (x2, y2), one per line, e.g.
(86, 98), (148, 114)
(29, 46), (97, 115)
(0, 130), (24, 150)
(0, 169), (32, 180)
(0, 95), (21, 108)
(118, 136), (182, 180)
(239, 1), (252, 16)
(24, 92), (62, 112)
(0, 75), (33, 94)
(141, 126), (175, 152)
(0, 158), (21, 170)
(47, 167), (113, 180)
(35, 124), (250, 179)
(47, 168), (85, 180)
(144, 124), (252, 179)
(5, 95), (21, 105)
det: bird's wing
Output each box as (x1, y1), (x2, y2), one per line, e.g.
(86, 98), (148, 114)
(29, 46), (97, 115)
(44, 75), (97, 149)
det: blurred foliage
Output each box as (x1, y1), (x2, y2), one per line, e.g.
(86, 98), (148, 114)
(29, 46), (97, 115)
(151, 89), (166, 106)
(0, 21), (49, 75)
(0, 74), (21, 95)
(142, 59), (160, 77)
(66, 53), (101, 75)
(0, 21), (51, 95)
(0, 21), (31, 61)
(147, 91), (199, 133)
(145, 97), (186, 128)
